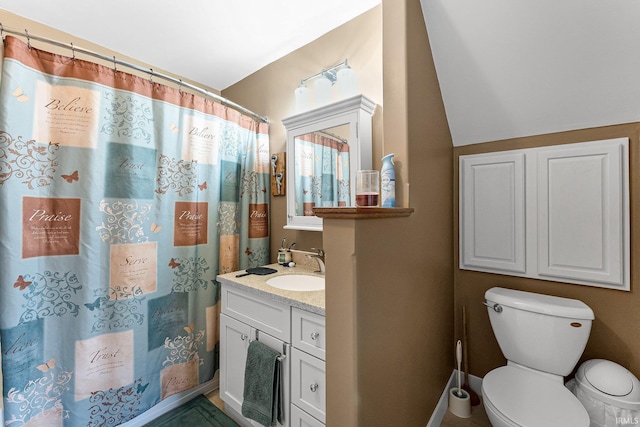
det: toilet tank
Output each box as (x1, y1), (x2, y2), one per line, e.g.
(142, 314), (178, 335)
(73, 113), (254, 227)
(485, 287), (594, 376)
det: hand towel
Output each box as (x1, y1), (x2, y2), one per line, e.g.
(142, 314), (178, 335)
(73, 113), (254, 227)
(241, 340), (283, 426)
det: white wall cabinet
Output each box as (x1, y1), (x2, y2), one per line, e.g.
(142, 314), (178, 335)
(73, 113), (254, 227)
(460, 151), (526, 273)
(220, 284), (326, 426)
(460, 138), (629, 290)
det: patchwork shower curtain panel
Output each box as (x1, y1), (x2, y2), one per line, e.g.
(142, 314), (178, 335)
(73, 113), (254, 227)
(294, 133), (349, 215)
(0, 36), (270, 426)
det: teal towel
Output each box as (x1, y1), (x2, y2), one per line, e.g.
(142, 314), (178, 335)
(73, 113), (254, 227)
(241, 340), (283, 426)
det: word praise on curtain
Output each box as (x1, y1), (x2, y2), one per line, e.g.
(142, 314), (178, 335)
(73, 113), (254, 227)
(0, 35), (270, 427)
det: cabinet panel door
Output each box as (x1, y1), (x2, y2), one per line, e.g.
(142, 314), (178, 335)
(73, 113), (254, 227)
(290, 405), (324, 427)
(220, 313), (251, 415)
(460, 152), (526, 273)
(290, 348), (326, 423)
(537, 139), (627, 287)
(221, 314), (291, 427)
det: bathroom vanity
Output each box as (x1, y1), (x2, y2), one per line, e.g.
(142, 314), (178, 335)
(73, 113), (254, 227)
(217, 265), (326, 427)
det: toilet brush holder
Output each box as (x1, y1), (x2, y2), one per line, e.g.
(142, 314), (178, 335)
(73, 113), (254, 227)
(448, 388), (471, 418)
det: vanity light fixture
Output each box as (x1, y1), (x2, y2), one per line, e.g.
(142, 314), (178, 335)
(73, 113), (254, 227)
(294, 59), (358, 112)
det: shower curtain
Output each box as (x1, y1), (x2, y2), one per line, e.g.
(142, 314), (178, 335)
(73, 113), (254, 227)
(0, 35), (270, 426)
(294, 133), (349, 215)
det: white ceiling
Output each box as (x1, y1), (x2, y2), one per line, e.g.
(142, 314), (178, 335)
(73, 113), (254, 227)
(0, 0), (380, 90)
(422, 0), (640, 146)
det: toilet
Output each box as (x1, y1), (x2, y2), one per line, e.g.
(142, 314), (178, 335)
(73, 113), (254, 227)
(481, 287), (594, 427)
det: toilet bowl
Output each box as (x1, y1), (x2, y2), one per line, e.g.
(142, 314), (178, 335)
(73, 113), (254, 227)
(482, 365), (590, 427)
(482, 287), (595, 427)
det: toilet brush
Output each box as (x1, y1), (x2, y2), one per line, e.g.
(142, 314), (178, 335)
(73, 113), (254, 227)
(456, 340), (463, 394)
(448, 340), (471, 418)
(462, 306), (481, 406)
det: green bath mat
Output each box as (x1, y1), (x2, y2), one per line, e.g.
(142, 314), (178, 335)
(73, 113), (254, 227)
(144, 394), (239, 427)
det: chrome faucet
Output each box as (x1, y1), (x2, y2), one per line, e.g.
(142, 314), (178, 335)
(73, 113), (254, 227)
(306, 248), (325, 274)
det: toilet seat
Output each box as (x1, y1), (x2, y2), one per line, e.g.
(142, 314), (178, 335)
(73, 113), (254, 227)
(482, 366), (590, 427)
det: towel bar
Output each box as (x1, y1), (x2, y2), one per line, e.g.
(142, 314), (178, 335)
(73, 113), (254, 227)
(254, 330), (287, 361)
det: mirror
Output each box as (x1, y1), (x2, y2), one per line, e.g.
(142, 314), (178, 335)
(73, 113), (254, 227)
(282, 95), (375, 231)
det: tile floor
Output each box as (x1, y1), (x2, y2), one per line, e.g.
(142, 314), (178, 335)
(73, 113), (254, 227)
(206, 389), (493, 427)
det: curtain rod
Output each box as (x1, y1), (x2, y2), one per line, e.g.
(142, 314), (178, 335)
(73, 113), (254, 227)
(0, 25), (269, 123)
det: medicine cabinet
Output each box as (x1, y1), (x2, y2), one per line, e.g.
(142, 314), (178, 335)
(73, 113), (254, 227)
(282, 95), (375, 231)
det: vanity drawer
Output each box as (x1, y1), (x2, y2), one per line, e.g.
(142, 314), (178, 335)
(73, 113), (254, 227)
(292, 308), (326, 361)
(290, 404), (324, 427)
(291, 348), (326, 423)
(221, 285), (290, 342)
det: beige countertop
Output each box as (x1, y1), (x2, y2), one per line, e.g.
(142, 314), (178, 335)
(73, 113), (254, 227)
(217, 263), (325, 315)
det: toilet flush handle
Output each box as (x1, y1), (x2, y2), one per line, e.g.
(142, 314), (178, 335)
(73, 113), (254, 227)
(482, 301), (503, 313)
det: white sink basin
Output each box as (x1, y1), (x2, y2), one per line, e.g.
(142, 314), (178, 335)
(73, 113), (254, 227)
(266, 274), (325, 292)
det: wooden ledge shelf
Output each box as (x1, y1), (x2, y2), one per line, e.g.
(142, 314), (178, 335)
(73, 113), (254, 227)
(313, 207), (414, 219)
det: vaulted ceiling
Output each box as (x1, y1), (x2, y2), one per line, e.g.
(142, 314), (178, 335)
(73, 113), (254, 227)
(421, 0), (640, 146)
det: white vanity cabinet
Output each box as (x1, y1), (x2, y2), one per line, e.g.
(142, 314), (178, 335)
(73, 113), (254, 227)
(219, 280), (326, 427)
(220, 285), (291, 427)
(290, 308), (326, 425)
(459, 137), (629, 290)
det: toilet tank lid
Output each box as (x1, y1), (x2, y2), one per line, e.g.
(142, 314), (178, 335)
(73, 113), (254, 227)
(485, 287), (595, 320)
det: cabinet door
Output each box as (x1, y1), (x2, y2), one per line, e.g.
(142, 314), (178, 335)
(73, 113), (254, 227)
(537, 139), (628, 287)
(460, 151), (526, 273)
(291, 348), (326, 423)
(220, 314), (291, 427)
(290, 405), (324, 427)
(220, 313), (251, 415)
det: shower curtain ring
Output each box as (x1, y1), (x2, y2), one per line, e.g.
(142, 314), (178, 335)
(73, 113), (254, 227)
(25, 29), (31, 49)
(149, 68), (153, 83)
(70, 42), (76, 62)
(0, 24), (4, 39)
(113, 56), (117, 72)
(178, 80), (182, 93)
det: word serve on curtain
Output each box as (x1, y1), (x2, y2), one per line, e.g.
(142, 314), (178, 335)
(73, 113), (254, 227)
(0, 36), (269, 426)
(294, 132), (349, 215)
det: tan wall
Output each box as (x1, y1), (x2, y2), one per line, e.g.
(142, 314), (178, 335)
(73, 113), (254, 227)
(324, 1), (454, 425)
(225, 2), (454, 425)
(454, 123), (640, 380)
(222, 6), (383, 259)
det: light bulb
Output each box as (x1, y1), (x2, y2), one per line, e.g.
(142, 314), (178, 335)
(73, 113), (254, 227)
(336, 67), (358, 99)
(313, 74), (332, 107)
(294, 84), (310, 112)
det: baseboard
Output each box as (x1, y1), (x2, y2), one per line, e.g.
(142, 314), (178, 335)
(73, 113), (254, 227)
(426, 370), (482, 427)
(120, 374), (219, 427)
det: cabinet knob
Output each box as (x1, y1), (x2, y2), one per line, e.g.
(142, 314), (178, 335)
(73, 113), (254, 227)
(310, 331), (320, 340)
(310, 383), (318, 392)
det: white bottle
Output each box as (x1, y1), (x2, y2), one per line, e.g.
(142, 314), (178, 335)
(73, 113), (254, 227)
(381, 153), (395, 208)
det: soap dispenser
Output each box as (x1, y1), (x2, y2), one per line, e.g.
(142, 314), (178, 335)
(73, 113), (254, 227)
(381, 153), (395, 207)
